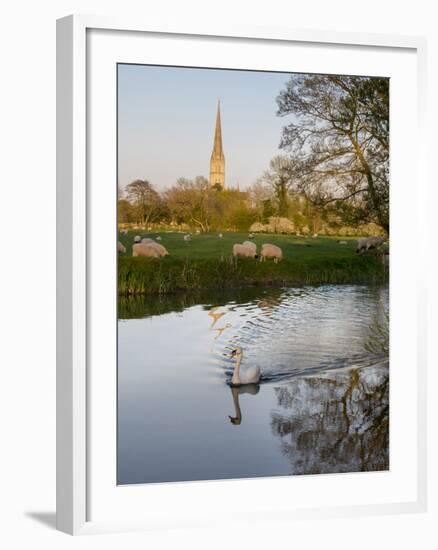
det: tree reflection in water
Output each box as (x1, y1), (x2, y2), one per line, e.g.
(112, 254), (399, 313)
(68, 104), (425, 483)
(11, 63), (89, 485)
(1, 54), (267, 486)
(270, 365), (389, 474)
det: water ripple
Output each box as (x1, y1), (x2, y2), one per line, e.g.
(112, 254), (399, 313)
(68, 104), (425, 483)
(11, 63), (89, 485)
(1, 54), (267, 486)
(209, 285), (388, 384)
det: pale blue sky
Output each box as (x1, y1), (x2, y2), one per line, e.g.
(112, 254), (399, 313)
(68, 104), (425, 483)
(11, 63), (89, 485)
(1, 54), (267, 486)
(117, 64), (292, 191)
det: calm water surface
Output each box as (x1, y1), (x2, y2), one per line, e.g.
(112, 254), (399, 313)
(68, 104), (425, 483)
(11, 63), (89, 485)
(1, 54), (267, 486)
(118, 285), (389, 484)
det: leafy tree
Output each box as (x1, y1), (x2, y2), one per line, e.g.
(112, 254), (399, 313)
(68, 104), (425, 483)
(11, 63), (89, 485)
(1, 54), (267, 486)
(117, 199), (135, 224)
(165, 176), (215, 232)
(211, 188), (254, 230)
(261, 199), (276, 222)
(126, 179), (162, 226)
(247, 181), (274, 221)
(229, 207), (258, 232)
(277, 75), (389, 232)
(260, 155), (296, 217)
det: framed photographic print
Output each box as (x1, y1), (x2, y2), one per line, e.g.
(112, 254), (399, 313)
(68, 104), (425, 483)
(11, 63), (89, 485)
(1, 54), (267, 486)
(57, 15), (427, 535)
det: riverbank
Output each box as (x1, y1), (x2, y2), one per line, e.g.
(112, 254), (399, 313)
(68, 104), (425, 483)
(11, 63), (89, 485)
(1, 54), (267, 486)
(118, 232), (387, 295)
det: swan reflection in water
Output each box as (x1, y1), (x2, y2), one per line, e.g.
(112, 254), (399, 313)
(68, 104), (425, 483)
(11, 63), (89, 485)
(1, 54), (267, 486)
(225, 347), (262, 425)
(228, 384), (260, 425)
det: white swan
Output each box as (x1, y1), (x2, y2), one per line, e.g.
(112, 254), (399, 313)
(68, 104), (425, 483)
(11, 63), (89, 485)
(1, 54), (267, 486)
(230, 347), (261, 386)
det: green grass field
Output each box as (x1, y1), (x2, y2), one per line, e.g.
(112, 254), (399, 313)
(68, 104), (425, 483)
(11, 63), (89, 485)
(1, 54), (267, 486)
(118, 231), (387, 295)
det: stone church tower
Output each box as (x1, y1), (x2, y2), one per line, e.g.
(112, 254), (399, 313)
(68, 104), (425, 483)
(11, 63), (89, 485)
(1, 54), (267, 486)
(210, 101), (225, 189)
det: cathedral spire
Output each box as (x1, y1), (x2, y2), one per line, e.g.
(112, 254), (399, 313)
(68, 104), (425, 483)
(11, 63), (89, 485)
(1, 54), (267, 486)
(210, 100), (225, 189)
(213, 100), (223, 155)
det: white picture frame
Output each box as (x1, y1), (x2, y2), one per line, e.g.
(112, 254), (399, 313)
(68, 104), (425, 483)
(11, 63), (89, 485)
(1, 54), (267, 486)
(56, 14), (428, 535)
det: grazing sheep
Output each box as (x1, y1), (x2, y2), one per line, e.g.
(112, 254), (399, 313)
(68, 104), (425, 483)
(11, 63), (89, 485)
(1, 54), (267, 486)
(145, 241), (169, 256)
(312, 233), (318, 238)
(356, 236), (387, 254)
(260, 243), (283, 263)
(218, 233), (223, 238)
(132, 243), (161, 258)
(248, 233), (255, 239)
(338, 240), (348, 245)
(356, 237), (367, 253)
(133, 235), (141, 243)
(243, 241), (257, 254)
(183, 234), (192, 242)
(155, 235), (162, 241)
(233, 243), (258, 259)
(117, 241), (126, 253)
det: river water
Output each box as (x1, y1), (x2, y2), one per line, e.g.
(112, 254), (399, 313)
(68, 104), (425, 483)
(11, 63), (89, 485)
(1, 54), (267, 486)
(118, 285), (389, 485)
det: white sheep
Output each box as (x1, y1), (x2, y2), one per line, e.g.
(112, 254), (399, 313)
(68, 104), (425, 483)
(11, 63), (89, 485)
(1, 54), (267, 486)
(117, 241), (126, 253)
(183, 234), (192, 242)
(133, 235), (141, 243)
(248, 233), (254, 239)
(338, 240), (348, 245)
(233, 243), (258, 259)
(218, 233), (223, 238)
(260, 243), (283, 263)
(132, 243), (161, 258)
(155, 235), (162, 241)
(243, 241), (257, 254)
(145, 241), (169, 257)
(312, 233), (318, 238)
(356, 236), (387, 254)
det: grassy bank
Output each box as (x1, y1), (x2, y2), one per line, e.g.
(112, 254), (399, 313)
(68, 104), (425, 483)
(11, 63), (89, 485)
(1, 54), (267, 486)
(118, 232), (387, 295)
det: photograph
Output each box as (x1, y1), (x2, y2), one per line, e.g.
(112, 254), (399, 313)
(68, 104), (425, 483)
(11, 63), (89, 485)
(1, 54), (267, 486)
(116, 64), (390, 485)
